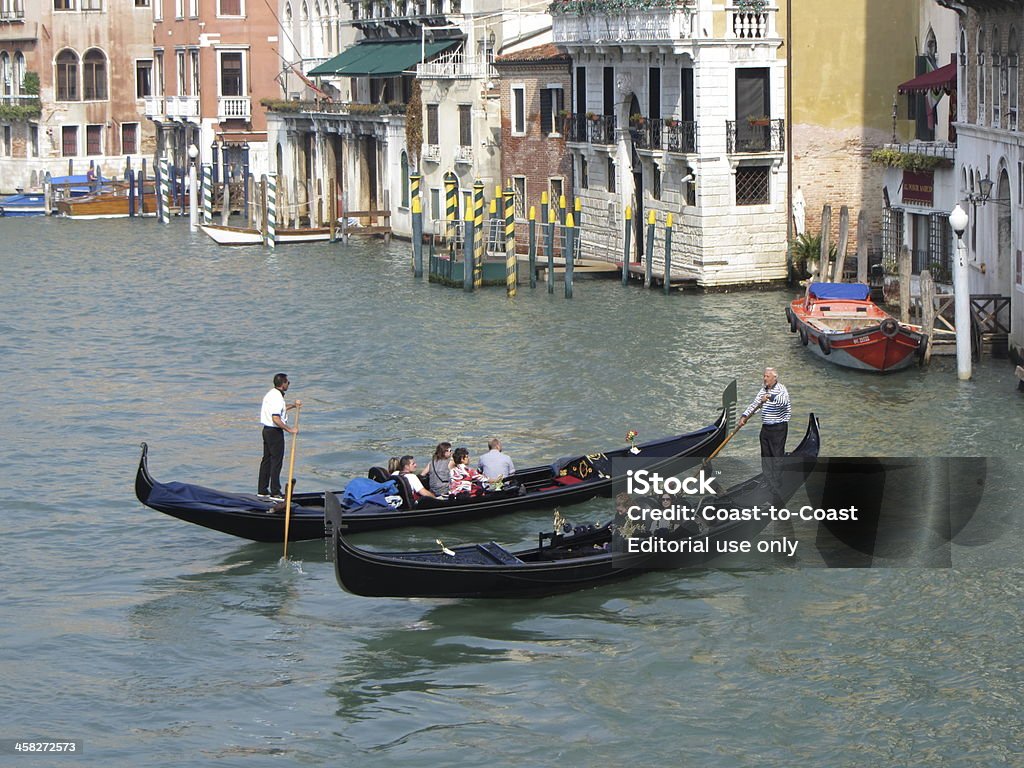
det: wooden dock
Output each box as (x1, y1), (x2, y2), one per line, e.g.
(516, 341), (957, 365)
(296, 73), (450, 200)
(530, 257), (699, 289)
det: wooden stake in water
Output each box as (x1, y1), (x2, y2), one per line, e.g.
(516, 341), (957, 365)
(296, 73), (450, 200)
(622, 206), (632, 286)
(282, 405), (301, 560)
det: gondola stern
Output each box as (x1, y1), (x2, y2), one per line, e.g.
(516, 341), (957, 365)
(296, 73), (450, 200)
(135, 441), (156, 505)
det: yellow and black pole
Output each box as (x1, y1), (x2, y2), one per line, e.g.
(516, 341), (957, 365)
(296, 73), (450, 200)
(663, 212), (673, 295)
(565, 211), (576, 299)
(463, 199), (475, 292)
(504, 183), (517, 297)
(558, 193), (567, 259)
(546, 206), (556, 294)
(644, 210), (656, 289)
(528, 206), (537, 290)
(412, 195), (423, 278)
(621, 205), (632, 286)
(410, 171), (421, 204)
(443, 171), (458, 247)
(473, 180), (485, 289)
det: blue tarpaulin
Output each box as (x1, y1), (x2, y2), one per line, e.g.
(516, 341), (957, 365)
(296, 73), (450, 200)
(146, 480), (273, 511)
(342, 476), (398, 507)
(808, 283), (871, 301)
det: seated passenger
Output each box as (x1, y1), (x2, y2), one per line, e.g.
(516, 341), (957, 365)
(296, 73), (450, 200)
(422, 442), (454, 497)
(478, 438), (515, 481)
(449, 447), (488, 497)
(391, 455), (437, 501)
(387, 456), (401, 474)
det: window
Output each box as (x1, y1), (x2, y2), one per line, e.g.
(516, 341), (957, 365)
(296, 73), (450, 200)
(176, 50), (186, 95)
(189, 0), (198, 15)
(136, 60), (153, 98)
(430, 187), (440, 223)
(426, 103), (438, 145)
(651, 164), (661, 200)
(607, 157), (615, 193)
(735, 165), (769, 205)
(603, 66), (614, 117)
(54, 0), (75, 9)
(681, 67), (694, 122)
(190, 49), (200, 95)
(29, 125), (38, 158)
(81, 0), (102, 9)
(513, 176), (525, 219)
(14, 52), (25, 94)
(155, 51), (165, 95)
(459, 104), (471, 147)
(86, 124), (102, 155)
(56, 50), (79, 101)
(549, 177), (563, 208)
(579, 156), (588, 189)
(958, 31), (967, 121)
(153, 0), (162, 20)
(540, 85), (563, 136)
(0, 53), (9, 97)
(993, 27), (1002, 127)
(1009, 28), (1019, 130)
(1, 126), (10, 157)
(648, 67), (661, 120)
(62, 125), (78, 156)
(174, 0), (183, 16)
(575, 66), (586, 115)
(512, 85), (525, 135)
(977, 29), (986, 125)
(136, 0), (150, 6)
(219, 51), (243, 96)
(83, 49), (107, 100)
(218, 0), (242, 15)
(122, 122), (138, 154)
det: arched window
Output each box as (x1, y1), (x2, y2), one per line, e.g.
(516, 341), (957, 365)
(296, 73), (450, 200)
(400, 151), (409, 207)
(56, 49), (79, 101)
(14, 52), (24, 94)
(925, 29), (938, 68)
(0, 52), (10, 97)
(1009, 28), (1019, 130)
(993, 27), (1001, 126)
(83, 49), (107, 100)
(977, 29), (986, 125)
(300, 2), (310, 62)
(959, 30), (968, 121)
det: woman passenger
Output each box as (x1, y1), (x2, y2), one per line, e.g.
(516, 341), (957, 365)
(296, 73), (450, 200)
(422, 442), (454, 497)
(449, 447), (487, 497)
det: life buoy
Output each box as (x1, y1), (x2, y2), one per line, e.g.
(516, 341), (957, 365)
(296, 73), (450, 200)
(819, 334), (832, 355)
(799, 327), (808, 346)
(880, 318), (899, 338)
(786, 306), (797, 333)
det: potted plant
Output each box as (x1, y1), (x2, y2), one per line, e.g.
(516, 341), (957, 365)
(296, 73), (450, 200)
(663, 117), (680, 129)
(585, 111), (599, 122)
(629, 113), (647, 127)
(747, 114), (771, 127)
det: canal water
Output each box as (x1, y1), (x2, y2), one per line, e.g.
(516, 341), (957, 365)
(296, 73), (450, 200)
(3, 216), (1021, 766)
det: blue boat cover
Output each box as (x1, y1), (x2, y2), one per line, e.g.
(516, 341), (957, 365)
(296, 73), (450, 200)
(147, 480), (274, 511)
(808, 283), (871, 301)
(341, 476), (398, 507)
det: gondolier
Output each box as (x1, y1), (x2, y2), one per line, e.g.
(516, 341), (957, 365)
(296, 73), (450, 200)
(258, 373), (301, 500)
(738, 367), (791, 458)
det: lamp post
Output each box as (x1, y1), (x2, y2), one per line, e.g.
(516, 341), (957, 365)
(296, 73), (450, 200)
(188, 143), (199, 232)
(948, 203), (971, 381)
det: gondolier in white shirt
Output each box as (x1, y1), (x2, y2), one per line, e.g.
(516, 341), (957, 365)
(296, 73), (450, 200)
(258, 373), (301, 500)
(737, 367), (791, 458)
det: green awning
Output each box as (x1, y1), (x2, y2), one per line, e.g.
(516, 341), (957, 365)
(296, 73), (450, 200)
(308, 40), (458, 77)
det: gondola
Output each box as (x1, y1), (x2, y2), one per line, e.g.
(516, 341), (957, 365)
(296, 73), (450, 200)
(326, 414), (821, 598)
(135, 381), (737, 542)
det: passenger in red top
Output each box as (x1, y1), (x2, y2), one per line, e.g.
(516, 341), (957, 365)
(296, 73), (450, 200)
(449, 448), (488, 497)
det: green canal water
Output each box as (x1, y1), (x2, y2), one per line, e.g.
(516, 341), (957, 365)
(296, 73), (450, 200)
(2, 216), (1021, 766)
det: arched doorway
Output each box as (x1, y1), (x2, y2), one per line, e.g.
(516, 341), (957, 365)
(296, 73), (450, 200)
(996, 168), (1011, 293)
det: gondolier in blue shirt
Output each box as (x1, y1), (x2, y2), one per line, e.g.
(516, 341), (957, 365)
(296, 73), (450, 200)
(737, 367), (791, 458)
(258, 373), (301, 500)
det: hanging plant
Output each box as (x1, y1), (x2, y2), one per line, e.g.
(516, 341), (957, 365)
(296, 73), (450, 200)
(870, 147), (949, 171)
(736, 0), (767, 12)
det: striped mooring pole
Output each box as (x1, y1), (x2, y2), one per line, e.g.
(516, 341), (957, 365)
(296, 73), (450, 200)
(644, 210), (656, 289)
(621, 206), (632, 286)
(564, 212), (575, 299)
(201, 164), (213, 224)
(504, 184), (516, 297)
(463, 203), (475, 293)
(546, 206), (556, 294)
(528, 206), (537, 290)
(663, 213), (673, 295)
(266, 174), (277, 249)
(444, 171), (458, 246)
(473, 180), (485, 289)
(158, 158), (170, 225)
(412, 196), (424, 278)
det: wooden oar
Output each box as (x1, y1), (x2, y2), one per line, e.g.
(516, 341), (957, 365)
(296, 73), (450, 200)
(282, 405), (301, 560)
(703, 398), (763, 465)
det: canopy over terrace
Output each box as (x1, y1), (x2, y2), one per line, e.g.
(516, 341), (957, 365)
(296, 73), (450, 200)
(308, 40), (459, 77)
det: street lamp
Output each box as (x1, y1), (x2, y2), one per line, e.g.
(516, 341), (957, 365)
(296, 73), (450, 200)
(948, 203), (971, 381)
(187, 143), (199, 232)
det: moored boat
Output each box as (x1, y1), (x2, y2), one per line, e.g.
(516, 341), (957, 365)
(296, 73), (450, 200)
(200, 222), (335, 245)
(786, 283), (924, 372)
(135, 381), (738, 541)
(325, 414), (821, 599)
(0, 191), (46, 217)
(55, 185), (158, 219)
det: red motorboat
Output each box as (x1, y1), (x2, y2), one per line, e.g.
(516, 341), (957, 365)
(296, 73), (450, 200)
(786, 283), (924, 372)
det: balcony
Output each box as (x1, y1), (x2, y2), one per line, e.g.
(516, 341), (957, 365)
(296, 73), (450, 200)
(166, 95), (199, 121)
(726, 4), (778, 39)
(454, 145), (473, 165)
(422, 143), (441, 163)
(219, 97), (252, 121)
(144, 96), (166, 119)
(552, 7), (693, 46)
(631, 118), (697, 154)
(0, 3), (24, 22)
(417, 49), (493, 80)
(726, 118), (784, 154)
(566, 113), (616, 146)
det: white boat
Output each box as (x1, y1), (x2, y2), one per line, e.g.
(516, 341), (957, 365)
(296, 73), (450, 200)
(199, 222), (335, 246)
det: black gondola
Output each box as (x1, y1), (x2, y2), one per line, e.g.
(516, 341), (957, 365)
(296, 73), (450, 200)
(135, 381), (738, 542)
(326, 414), (822, 598)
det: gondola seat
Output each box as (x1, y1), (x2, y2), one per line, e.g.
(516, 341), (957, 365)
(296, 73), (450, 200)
(367, 466), (390, 483)
(477, 542), (523, 564)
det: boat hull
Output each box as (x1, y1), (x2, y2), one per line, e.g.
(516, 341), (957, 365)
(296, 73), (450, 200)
(0, 192), (46, 216)
(788, 292), (923, 372)
(200, 223), (334, 245)
(55, 191), (158, 219)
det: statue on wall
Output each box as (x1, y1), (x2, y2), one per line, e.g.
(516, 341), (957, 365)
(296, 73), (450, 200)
(792, 185), (806, 236)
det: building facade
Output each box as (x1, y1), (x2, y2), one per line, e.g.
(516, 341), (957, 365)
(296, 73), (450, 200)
(0, 0), (156, 192)
(552, 0), (787, 287)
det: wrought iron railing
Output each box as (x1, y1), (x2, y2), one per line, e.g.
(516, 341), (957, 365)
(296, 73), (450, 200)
(631, 118), (697, 153)
(726, 118), (784, 153)
(566, 113), (616, 145)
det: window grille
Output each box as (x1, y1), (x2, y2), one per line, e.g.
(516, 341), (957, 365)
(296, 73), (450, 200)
(735, 165), (768, 205)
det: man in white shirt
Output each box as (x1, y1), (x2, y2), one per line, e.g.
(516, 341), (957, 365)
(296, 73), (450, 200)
(258, 373), (301, 499)
(478, 438), (515, 481)
(392, 456), (437, 503)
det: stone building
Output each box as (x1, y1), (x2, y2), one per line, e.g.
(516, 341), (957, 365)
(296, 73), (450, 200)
(940, 0), (1023, 360)
(0, 0), (156, 192)
(552, 0), (787, 287)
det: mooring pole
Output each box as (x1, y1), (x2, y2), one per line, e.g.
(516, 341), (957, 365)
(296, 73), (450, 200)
(546, 207), (556, 294)
(622, 205), (632, 286)
(644, 210), (655, 289)
(528, 206), (537, 290)
(565, 212), (575, 299)
(663, 212), (673, 295)
(412, 196), (424, 278)
(463, 204), (475, 293)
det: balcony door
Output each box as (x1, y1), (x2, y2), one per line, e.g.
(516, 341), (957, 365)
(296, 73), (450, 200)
(735, 68), (769, 150)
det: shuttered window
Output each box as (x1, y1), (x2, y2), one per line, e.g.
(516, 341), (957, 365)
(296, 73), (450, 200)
(426, 104), (439, 145)
(459, 104), (471, 147)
